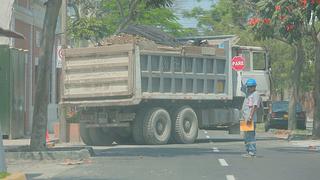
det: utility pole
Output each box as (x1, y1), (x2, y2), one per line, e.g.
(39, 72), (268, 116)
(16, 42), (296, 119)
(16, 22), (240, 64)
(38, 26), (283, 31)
(0, 131), (6, 172)
(59, 0), (67, 142)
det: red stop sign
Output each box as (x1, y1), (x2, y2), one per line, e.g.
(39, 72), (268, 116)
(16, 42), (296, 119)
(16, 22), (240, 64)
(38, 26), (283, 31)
(231, 56), (245, 71)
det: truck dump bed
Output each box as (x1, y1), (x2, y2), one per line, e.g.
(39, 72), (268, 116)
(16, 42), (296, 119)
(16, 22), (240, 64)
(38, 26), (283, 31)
(63, 40), (233, 107)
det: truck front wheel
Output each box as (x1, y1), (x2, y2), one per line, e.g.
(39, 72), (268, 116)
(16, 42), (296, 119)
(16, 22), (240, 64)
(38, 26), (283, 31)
(172, 106), (198, 144)
(143, 108), (172, 145)
(133, 110), (146, 144)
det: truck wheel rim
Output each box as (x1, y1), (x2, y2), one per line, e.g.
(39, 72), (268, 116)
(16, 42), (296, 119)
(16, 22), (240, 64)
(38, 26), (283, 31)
(156, 119), (165, 135)
(184, 118), (192, 133)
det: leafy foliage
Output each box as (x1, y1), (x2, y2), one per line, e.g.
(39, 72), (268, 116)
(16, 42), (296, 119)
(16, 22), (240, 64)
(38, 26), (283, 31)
(247, 0), (305, 43)
(144, 0), (173, 8)
(183, 0), (316, 96)
(67, 0), (188, 44)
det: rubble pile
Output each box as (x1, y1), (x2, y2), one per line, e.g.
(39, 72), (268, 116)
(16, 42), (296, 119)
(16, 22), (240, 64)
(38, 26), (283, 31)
(102, 33), (159, 50)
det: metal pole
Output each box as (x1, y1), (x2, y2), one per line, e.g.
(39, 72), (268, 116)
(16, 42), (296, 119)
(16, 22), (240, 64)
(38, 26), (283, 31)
(0, 131), (7, 172)
(59, 0), (67, 142)
(61, 0), (67, 47)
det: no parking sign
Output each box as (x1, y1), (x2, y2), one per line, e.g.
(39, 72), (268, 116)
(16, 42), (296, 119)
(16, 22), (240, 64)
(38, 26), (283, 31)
(56, 46), (64, 68)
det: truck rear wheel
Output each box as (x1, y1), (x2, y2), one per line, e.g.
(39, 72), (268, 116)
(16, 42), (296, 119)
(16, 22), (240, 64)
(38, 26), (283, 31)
(88, 127), (114, 146)
(80, 123), (93, 145)
(143, 108), (171, 145)
(172, 106), (198, 144)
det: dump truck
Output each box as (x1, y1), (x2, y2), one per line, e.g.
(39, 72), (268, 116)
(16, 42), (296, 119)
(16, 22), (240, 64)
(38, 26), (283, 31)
(62, 36), (271, 145)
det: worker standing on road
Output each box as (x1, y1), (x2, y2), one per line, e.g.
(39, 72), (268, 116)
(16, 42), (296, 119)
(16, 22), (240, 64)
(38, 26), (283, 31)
(241, 78), (260, 157)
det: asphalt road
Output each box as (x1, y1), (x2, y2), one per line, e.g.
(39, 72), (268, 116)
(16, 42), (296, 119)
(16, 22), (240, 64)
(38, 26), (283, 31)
(47, 131), (320, 180)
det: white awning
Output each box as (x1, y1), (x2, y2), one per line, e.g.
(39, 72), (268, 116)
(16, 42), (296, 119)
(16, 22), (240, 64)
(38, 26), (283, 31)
(0, 0), (15, 44)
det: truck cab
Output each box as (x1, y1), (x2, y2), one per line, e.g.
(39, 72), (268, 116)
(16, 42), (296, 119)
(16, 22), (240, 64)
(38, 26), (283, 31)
(232, 45), (271, 102)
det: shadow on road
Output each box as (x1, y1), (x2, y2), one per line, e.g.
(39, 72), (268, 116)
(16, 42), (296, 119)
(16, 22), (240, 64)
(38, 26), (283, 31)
(53, 177), (119, 180)
(94, 146), (246, 158)
(195, 137), (280, 144)
(26, 173), (43, 180)
(268, 147), (320, 154)
(95, 146), (213, 157)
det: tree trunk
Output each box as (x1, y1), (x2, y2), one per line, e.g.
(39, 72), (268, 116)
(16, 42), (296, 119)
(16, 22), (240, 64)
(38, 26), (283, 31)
(313, 39), (320, 138)
(288, 41), (304, 130)
(30, 0), (62, 151)
(114, 0), (139, 34)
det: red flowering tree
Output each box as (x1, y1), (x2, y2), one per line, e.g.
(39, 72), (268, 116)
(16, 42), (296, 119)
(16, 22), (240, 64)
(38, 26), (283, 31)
(247, 0), (320, 137)
(247, 0), (305, 130)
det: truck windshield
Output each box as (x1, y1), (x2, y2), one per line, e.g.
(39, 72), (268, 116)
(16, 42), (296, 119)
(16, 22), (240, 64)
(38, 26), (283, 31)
(241, 51), (251, 71)
(253, 52), (266, 70)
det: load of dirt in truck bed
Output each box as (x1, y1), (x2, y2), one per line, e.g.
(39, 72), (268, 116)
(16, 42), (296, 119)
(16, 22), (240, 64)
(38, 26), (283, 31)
(102, 33), (159, 50)
(101, 25), (224, 55)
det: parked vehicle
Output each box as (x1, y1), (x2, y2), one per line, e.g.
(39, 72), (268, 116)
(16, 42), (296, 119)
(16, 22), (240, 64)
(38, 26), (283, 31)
(265, 101), (306, 131)
(62, 35), (271, 145)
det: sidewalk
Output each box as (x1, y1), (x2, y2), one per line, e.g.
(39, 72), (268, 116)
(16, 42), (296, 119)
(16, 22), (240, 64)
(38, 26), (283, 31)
(3, 136), (92, 179)
(3, 139), (30, 150)
(3, 135), (85, 150)
(3, 135), (92, 161)
(289, 140), (320, 148)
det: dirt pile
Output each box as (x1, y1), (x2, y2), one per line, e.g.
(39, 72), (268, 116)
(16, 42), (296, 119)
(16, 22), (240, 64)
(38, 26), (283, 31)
(102, 33), (159, 50)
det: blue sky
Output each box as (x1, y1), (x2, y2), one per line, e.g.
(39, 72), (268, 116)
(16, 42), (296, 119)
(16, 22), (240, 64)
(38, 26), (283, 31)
(172, 0), (216, 28)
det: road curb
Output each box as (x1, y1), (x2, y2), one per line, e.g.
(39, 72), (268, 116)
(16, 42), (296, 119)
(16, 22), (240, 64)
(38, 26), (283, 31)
(287, 134), (313, 141)
(5, 148), (92, 161)
(3, 172), (26, 180)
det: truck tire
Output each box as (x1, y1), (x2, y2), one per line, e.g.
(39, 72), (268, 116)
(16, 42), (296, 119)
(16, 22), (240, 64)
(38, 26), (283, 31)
(172, 106), (198, 144)
(88, 128), (114, 146)
(143, 108), (171, 145)
(133, 110), (146, 144)
(80, 123), (93, 145)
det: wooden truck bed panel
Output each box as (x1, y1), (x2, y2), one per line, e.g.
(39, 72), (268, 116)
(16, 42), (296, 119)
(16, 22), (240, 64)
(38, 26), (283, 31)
(63, 44), (134, 100)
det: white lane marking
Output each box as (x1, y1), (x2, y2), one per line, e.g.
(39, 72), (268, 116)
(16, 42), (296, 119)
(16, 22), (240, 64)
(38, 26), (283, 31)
(206, 135), (210, 139)
(218, 159), (229, 167)
(212, 147), (220, 152)
(204, 130), (208, 134)
(226, 175), (236, 180)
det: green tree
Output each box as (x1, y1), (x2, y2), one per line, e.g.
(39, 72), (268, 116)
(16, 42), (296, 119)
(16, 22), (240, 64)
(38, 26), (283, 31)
(301, 0), (320, 138)
(182, 0), (296, 96)
(183, 1), (250, 37)
(67, 0), (189, 45)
